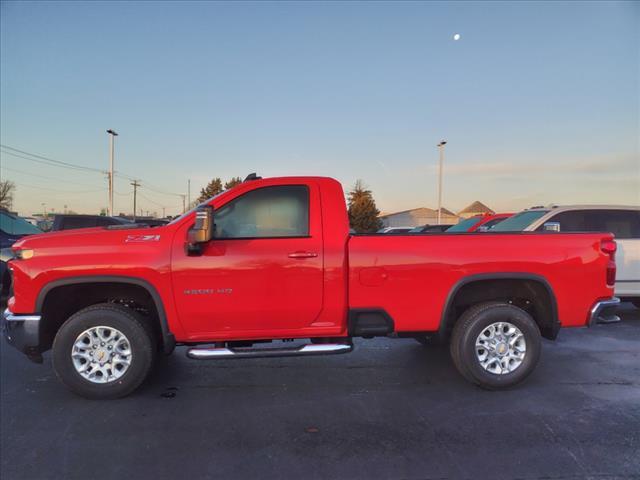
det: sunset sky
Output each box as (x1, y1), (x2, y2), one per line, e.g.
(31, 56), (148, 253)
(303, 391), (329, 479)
(1, 1), (638, 216)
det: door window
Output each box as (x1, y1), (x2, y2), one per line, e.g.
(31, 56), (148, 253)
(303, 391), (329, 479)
(539, 209), (640, 239)
(214, 185), (309, 239)
(592, 210), (640, 239)
(540, 211), (589, 232)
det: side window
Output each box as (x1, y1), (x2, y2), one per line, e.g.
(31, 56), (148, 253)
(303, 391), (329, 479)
(597, 210), (640, 239)
(537, 209), (640, 238)
(537, 211), (588, 232)
(63, 217), (97, 230)
(214, 185), (309, 239)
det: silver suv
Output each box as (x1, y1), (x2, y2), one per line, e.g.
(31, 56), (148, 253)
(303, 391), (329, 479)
(493, 205), (640, 305)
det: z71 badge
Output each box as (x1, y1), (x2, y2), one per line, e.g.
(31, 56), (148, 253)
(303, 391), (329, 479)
(125, 234), (161, 243)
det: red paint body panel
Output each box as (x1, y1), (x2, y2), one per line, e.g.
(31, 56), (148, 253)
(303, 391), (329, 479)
(9, 177), (614, 344)
(348, 233), (612, 331)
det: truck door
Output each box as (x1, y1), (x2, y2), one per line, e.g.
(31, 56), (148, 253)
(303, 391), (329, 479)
(171, 183), (324, 337)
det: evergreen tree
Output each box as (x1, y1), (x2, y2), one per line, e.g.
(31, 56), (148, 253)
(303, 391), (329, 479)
(224, 177), (243, 190)
(347, 180), (383, 233)
(197, 178), (224, 203)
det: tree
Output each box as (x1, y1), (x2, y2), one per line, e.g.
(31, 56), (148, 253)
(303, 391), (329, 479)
(224, 177), (243, 190)
(347, 180), (383, 233)
(197, 178), (224, 203)
(0, 180), (15, 210)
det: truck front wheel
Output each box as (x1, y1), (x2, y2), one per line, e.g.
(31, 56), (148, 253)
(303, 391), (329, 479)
(450, 302), (541, 390)
(52, 303), (155, 399)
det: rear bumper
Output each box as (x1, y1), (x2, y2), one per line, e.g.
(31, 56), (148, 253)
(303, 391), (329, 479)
(588, 297), (621, 326)
(1, 308), (43, 362)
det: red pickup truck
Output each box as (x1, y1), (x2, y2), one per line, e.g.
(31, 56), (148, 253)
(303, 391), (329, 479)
(3, 175), (620, 398)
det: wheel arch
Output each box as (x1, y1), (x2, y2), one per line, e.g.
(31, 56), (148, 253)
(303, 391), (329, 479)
(36, 275), (175, 354)
(439, 273), (560, 342)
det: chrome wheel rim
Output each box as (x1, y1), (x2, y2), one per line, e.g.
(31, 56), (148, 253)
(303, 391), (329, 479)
(475, 322), (526, 375)
(71, 326), (133, 383)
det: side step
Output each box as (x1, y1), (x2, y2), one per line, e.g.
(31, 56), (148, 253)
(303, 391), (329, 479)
(186, 342), (353, 360)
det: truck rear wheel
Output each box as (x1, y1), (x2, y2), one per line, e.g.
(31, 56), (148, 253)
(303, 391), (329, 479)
(450, 302), (541, 390)
(52, 303), (155, 399)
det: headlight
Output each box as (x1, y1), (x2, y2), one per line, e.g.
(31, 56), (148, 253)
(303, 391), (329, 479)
(14, 248), (35, 260)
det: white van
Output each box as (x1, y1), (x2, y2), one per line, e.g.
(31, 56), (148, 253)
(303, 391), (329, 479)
(492, 205), (640, 305)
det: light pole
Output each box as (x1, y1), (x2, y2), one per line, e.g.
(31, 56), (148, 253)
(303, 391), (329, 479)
(41, 203), (46, 218)
(130, 180), (140, 222)
(437, 140), (447, 224)
(107, 129), (118, 216)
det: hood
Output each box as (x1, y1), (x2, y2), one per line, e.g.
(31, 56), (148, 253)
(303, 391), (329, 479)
(12, 225), (169, 250)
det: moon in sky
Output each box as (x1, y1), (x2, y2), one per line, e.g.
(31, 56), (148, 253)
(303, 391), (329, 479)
(453, 33), (461, 41)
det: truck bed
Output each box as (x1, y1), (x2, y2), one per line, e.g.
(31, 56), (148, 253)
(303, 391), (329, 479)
(348, 232), (613, 332)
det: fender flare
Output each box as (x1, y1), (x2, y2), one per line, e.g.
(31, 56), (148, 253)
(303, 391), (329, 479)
(438, 272), (560, 340)
(36, 275), (175, 353)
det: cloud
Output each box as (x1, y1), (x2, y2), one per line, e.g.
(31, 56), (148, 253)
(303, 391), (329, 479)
(425, 154), (639, 178)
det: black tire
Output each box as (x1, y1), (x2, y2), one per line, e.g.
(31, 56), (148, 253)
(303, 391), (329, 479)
(52, 303), (155, 399)
(450, 302), (541, 390)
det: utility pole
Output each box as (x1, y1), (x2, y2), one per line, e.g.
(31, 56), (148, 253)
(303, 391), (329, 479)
(106, 129), (118, 216)
(162, 207), (166, 218)
(437, 140), (447, 224)
(130, 180), (141, 222)
(180, 194), (186, 213)
(187, 179), (191, 209)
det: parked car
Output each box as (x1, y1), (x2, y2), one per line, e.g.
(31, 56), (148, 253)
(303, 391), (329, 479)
(0, 210), (42, 299)
(409, 224), (454, 233)
(493, 205), (640, 305)
(447, 213), (513, 233)
(377, 226), (414, 234)
(4, 176), (618, 398)
(51, 214), (133, 231)
(133, 218), (169, 227)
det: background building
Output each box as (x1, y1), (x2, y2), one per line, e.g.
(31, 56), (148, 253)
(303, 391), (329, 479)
(379, 207), (459, 227)
(457, 201), (494, 219)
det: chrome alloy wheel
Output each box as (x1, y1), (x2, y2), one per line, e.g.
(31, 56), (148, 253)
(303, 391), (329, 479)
(71, 326), (133, 383)
(475, 322), (526, 375)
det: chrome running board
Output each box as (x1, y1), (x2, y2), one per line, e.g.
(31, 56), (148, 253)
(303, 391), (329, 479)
(187, 342), (353, 360)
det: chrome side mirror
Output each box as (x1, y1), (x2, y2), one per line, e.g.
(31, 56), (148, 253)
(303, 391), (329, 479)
(187, 205), (214, 254)
(543, 222), (561, 232)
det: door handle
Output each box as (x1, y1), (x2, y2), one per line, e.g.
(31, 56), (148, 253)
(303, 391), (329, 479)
(288, 251), (318, 259)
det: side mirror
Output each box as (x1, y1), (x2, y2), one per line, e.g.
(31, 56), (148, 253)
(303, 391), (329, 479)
(187, 205), (214, 254)
(543, 222), (561, 232)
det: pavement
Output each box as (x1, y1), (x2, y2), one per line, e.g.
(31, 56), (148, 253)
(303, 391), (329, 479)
(1, 305), (639, 480)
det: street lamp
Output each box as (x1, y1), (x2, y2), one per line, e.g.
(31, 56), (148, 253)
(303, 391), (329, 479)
(437, 140), (447, 224)
(107, 129), (119, 216)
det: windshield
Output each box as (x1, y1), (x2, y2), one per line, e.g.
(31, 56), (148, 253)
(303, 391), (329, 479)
(0, 212), (43, 235)
(409, 226), (423, 233)
(447, 216), (483, 232)
(491, 210), (549, 231)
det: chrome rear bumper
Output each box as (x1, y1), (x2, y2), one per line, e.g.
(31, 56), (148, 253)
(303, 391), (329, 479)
(589, 297), (621, 326)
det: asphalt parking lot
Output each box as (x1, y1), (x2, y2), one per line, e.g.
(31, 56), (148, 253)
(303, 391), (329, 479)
(1, 306), (639, 480)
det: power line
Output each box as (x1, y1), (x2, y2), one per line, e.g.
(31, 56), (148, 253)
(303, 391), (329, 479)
(0, 145), (104, 173)
(0, 166), (104, 188)
(12, 181), (106, 194)
(2, 143), (187, 201)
